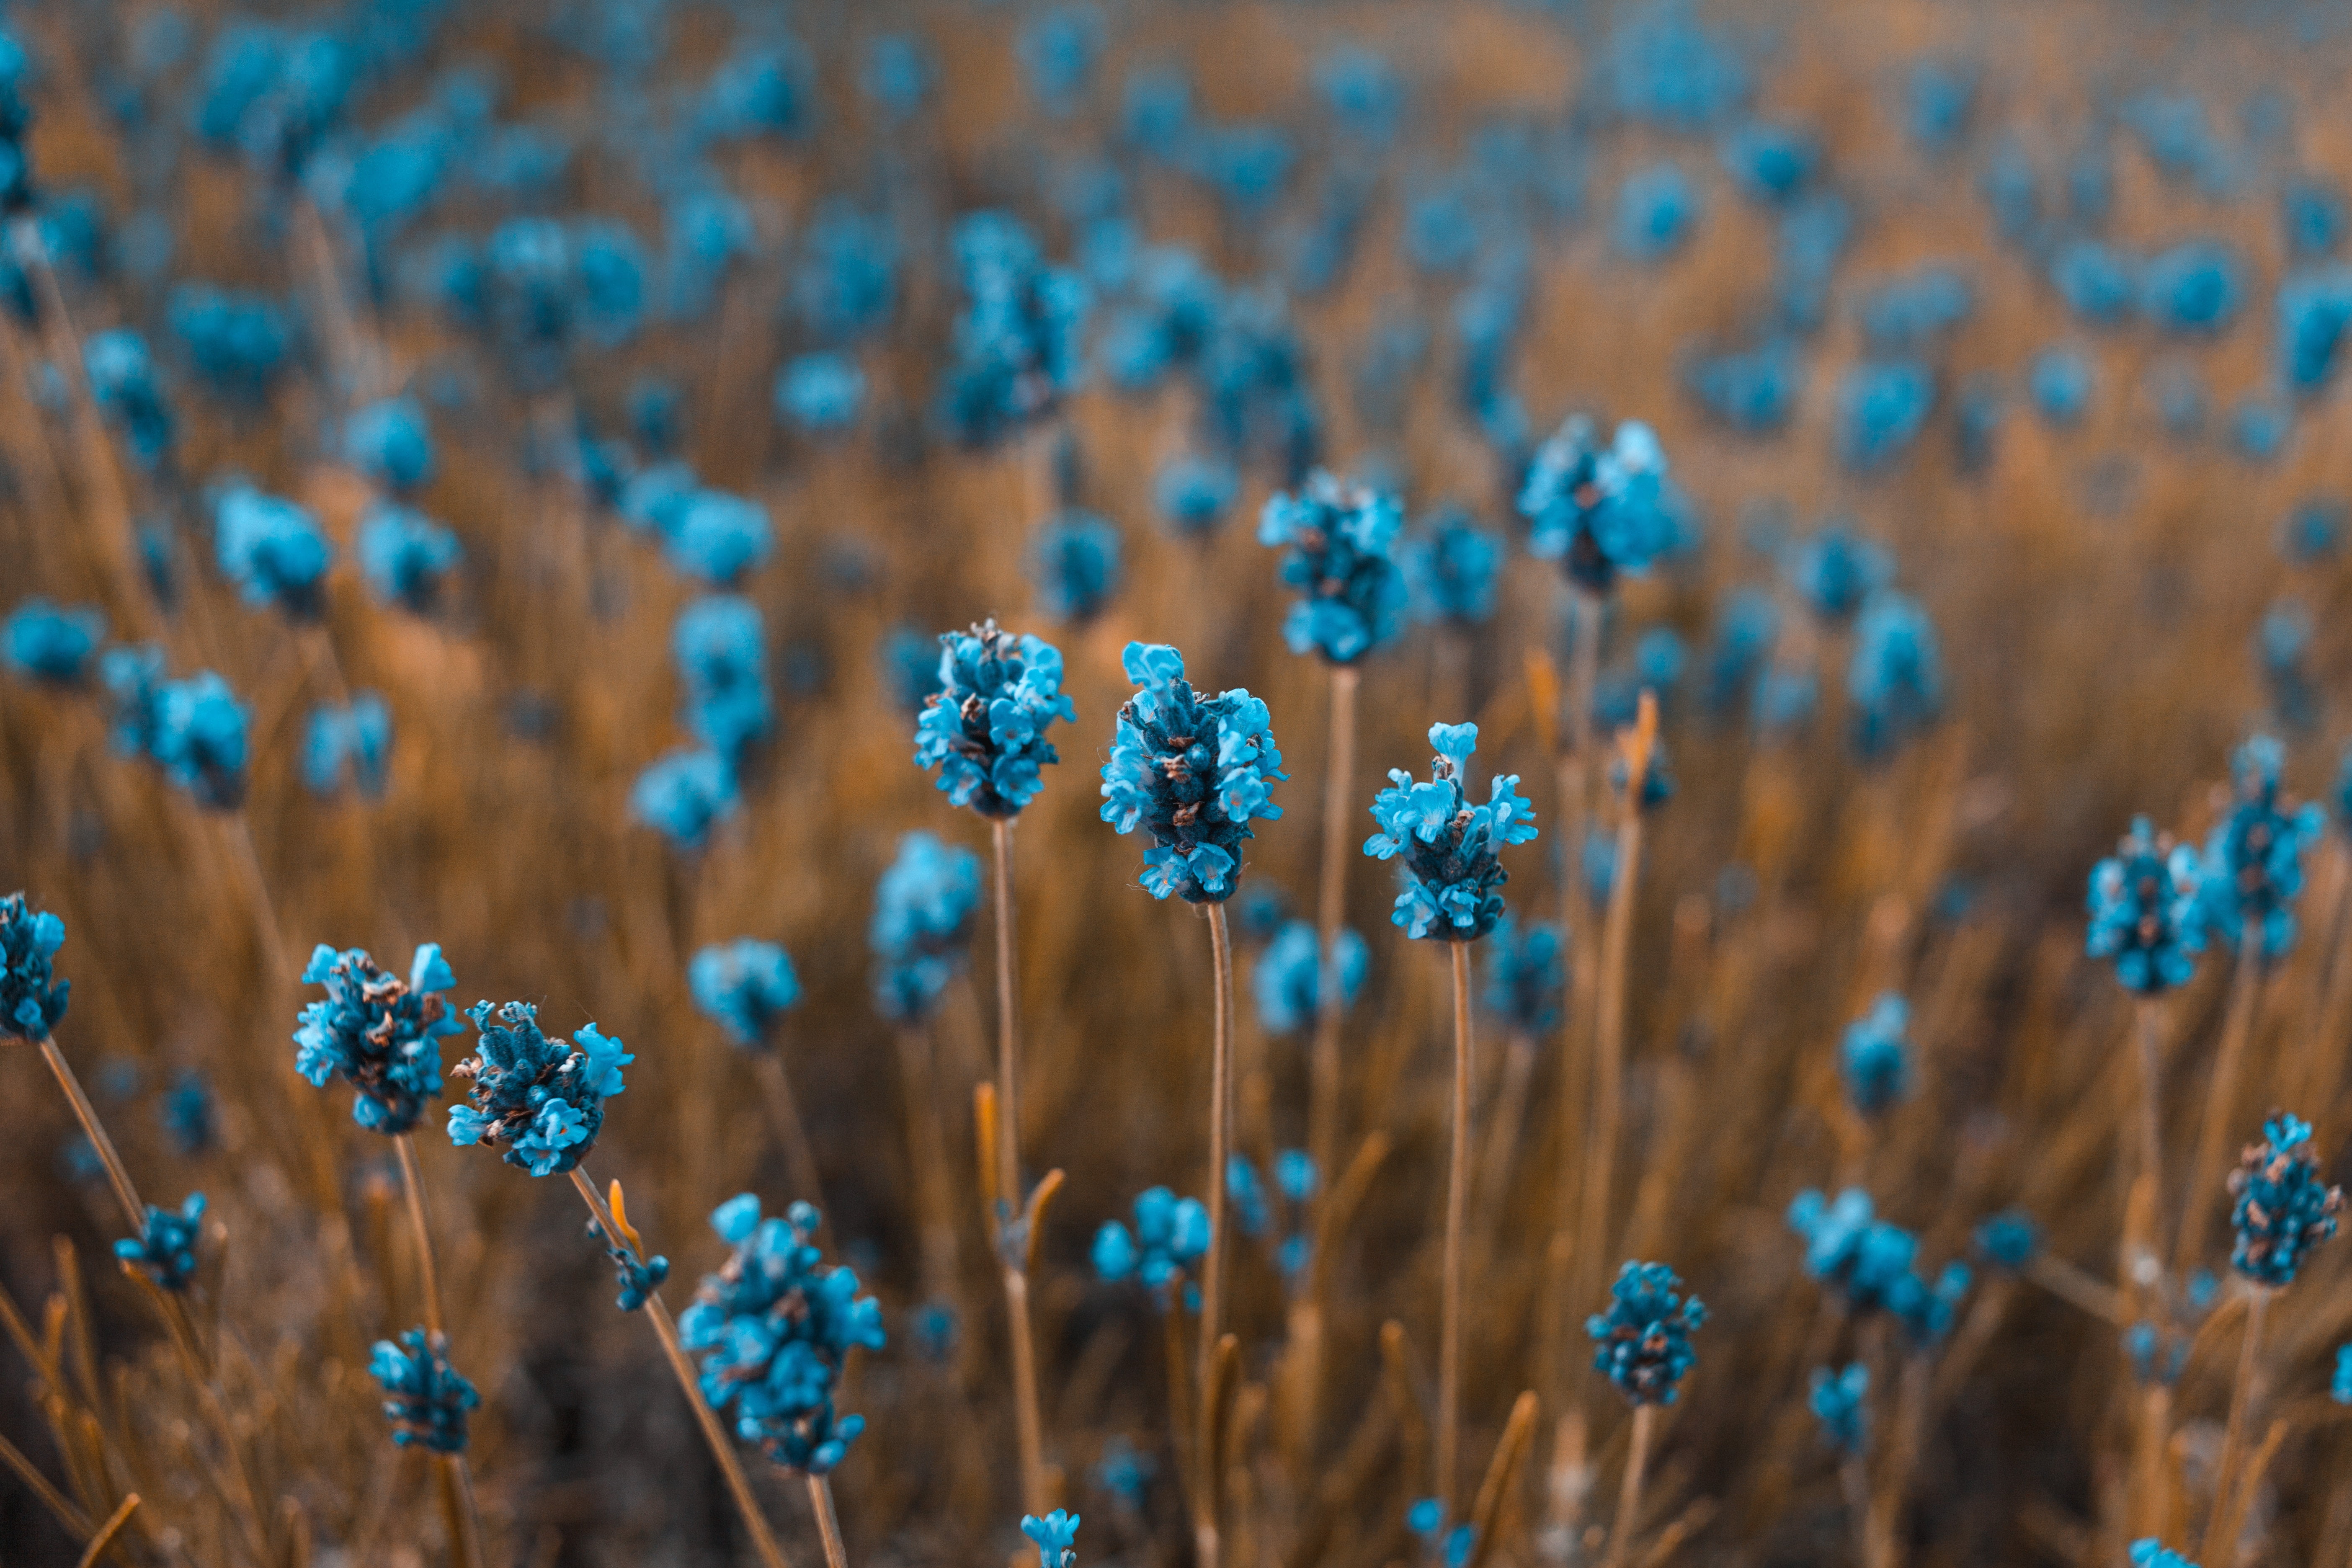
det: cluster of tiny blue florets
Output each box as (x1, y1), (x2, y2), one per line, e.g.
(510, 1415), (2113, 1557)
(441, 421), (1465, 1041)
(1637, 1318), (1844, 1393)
(1022, 1509), (1081, 1568)
(914, 622), (1075, 819)
(689, 939), (801, 1050)
(1364, 722), (1539, 941)
(3, 600), (104, 685)
(2228, 1112), (2341, 1287)
(446, 1001), (632, 1176)
(2199, 736), (2325, 962)
(370, 1328), (480, 1453)
(1516, 417), (1677, 594)
(1100, 642), (1286, 902)
(2128, 1543), (2198, 1568)
(1788, 1188), (1972, 1347)
(869, 831), (983, 1021)
(2086, 816), (2206, 993)
(1809, 1362), (1869, 1454)
(293, 943), (462, 1134)
(1586, 1260), (1706, 1406)
(115, 1193), (206, 1292)
(1252, 921), (1367, 1035)
(1483, 914), (1566, 1035)
(1839, 992), (1913, 1116)
(586, 1217), (669, 1313)
(1, 892), (69, 1041)
(1093, 1186), (1210, 1302)
(1258, 472), (1408, 664)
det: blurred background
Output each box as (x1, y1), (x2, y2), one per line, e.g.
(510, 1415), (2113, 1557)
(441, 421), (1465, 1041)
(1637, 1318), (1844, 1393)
(5, 0), (2352, 1564)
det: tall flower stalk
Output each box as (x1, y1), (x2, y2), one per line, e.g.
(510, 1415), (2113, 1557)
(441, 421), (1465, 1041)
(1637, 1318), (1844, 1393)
(1585, 1262), (1705, 1568)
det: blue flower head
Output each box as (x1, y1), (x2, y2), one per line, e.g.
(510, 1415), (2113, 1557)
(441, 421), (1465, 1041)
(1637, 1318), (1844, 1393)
(1517, 418), (1679, 595)
(1483, 915), (1566, 1035)
(664, 490), (773, 587)
(2087, 818), (2208, 993)
(674, 596), (772, 766)
(446, 1001), (631, 1176)
(167, 283), (291, 403)
(1363, 722), (1539, 941)
(1587, 1260), (1706, 1406)
(1809, 1363), (1868, 1454)
(1839, 993), (1912, 1116)
(1022, 1509), (1082, 1568)
(3, 600), (103, 685)
(585, 1216), (669, 1312)
(2128, 1544), (2198, 1568)
(1786, 526), (1892, 623)
(214, 484), (332, 616)
(916, 622), (1075, 819)
(631, 749), (739, 850)
(84, 330), (175, 468)
(2200, 737), (2326, 963)
(1101, 642), (1286, 903)
(1848, 591), (1944, 758)
(1973, 1209), (2042, 1271)
(678, 1195), (884, 1475)
(689, 939), (801, 1050)
(358, 502), (462, 611)
(1, 892), (69, 1042)
(1789, 1188), (1969, 1346)
(1031, 511), (1123, 624)
(1154, 454), (1238, 538)
(2228, 1113), (2341, 1287)
(776, 352), (866, 436)
(1259, 472), (1408, 665)
(1403, 509), (1503, 628)
(343, 396), (436, 493)
(161, 1070), (216, 1157)
(1252, 921), (1367, 1034)
(294, 943), (461, 1134)
(302, 694), (392, 799)
(1093, 1185), (1211, 1300)
(370, 1328), (479, 1453)
(2334, 1344), (2352, 1405)
(1406, 1500), (1476, 1568)
(870, 831), (984, 1021)
(115, 1192), (204, 1291)
(941, 211), (1089, 447)
(152, 671), (251, 810)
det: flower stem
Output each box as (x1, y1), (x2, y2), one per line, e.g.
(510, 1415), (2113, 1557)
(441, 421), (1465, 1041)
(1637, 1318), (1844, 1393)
(807, 1475), (851, 1568)
(989, 816), (1052, 1516)
(1308, 663), (1360, 1186)
(1438, 941), (1475, 1521)
(1200, 903), (1235, 1421)
(2127, 999), (2168, 1291)
(394, 1132), (487, 1568)
(1600, 1402), (1654, 1568)
(755, 1052), (828, 1215)
(2175, 928), (2263, 1275)
(38, 1035), (146, 1234)
(567, 1168), (793, 1568)
(1578, 803), (1647, 1323)
(2202, 1287), (2269, 1565)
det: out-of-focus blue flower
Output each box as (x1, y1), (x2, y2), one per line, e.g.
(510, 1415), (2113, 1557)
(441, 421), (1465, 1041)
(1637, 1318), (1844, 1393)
(1024, 1509), (1081, 1568)
(1364, 722), (1538, 941)
(1095, 1435), (1153, 1509)
(620, 462), (698, 538)
(1789, 1187), (1970, 1346)
(193, 23), (352, 177)
(84, 330), (175, 468)
(1587, 1260), (1705, 1405)
(302, 694), (393, 799)
(1031, 511), (1123, 625)
(1018, 7), (1102, 118)
(674, 596), (772, 766)
(2050, 242), (2137, 327)
(1839, 993), (1911, 1116)
(1686, 338), (1803, 433)
(1101, 643), (1285, 903)
(447, 1001), (630, 1176)
(1093, 1186), (1210, 1298)
(1484, 914), (1565, 1035)
(2122, 93), (2229, 191)
(1154, 454), (1238, 539)
(2087, 817), (2206, 994)
(370, 1328), (478, 1452)
(664, 490), (773, 586)
(1403, 509), (1502, 628)
(1519, 418), (1681, 594)
(1315, 44), (1404, 147)
(1835, 361), (1934, 472)
(941, 212), (1088, 448)
(1703, 588), (1778, 716)
(1810, 1363), (1868, 1453)
(100, 645), (164, 760)
(916, 622), (1075, 819)
(2128, 1542), (2198, 1568)
(1, 893), (69, 1042)
(295, 944), (459, 1135)
(214, 484), (331, 615)
(775, 352), (865, 436)
(2199, 735), (2324, 962)
(698, 43), (814, 142)
(879, 627), (946, 717)
(2229, 1113), (2340, 1287)
(2259, 600), (2320, 734)
(1252, 921), (1367, 1035)
(2030, 346), (2094, 427)
(2334, 1344), (2352, 1405)
(2139, 242), (2244, 334)
(679, 1195), (882, 1474)
(1786, 526), (1891, 623)
(166, 283), (291, 404)
(1122, 65), (1193, 155)
(1777, 194), (1853, 332)
(1182, 123), (1296, 216)
(1720, 121), (1818, 204)
(631, 749), (739, 850)
(150, 671), (251, 810)
(1615, 164), (1701, 261)
(4, 600), (103, 684)
(1848, 591), (1943, 758)
(359, 502), (461, 611)
(1259, 472), (1407, 664)
(343, 397), (436, 492)
(1906, 60), (1975, 152)
(661, 188), (755, 322)
(2285, 178), (2346, 260)
(2280, 499), (2343, 564)
(2231, 398), (2291, 463)
(160, 1070), (215, 1156)
(1858, 267), (1973, 354)
(2278, 267), (2352, 396)
(1407, 1501), (1476, 1568)
(1592, 0), (1751, 130)
(690, 939), (800, 1050)
(871, 831), (983, 1022)
(115, 1193), (204, 1291)
(793, 202), (898, 346)
(861, 35), (934, 125)
(1973, 1209), (2040, 1271)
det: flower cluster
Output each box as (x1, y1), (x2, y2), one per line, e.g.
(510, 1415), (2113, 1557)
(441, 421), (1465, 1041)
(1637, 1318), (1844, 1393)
(302, 694), (392, 799)
(214, 483), (333, 616)
(1402, 508), (1503, 628)
(1022, 1510), (1081, 1568)
(689, 939), (801, 1050)
(446, 1001), (632, 1176)
(631, 748), (740, 850)
(4, 600), (104, 684)
(1484, 914), (1566, 1035)
(587, 1218), (669, 1312)
(150, 671), (253, 810)
(2199, 736), (2325, 962)
(2086, 817), (2206, 993)
(1093, 1186), (1210, 1299)
(674, 596), (773, 766)
(678, 1195), (884, 1475)
(914, 622), (1075, 819)
(1788, 1188), (1972, 1346)
(1252, 921), (1366, 1034)
(293, 943), (461, 1134)
(870, 831), (984, 1021)
(941, 211), (1088, 446)
(1030, 511), (1123, 624)
(1258, 472), (1407, 663)
(1516, 417), (1677, 594)
(1973, 1209), (2041, 1271)
(370, 1328), (480, 1453)
(2128, 1544), (2198, 1568)
(1363, 722), (1539, 941)
(1100, 642), (1286, 901)
(2334, 1344), (2352, 1406)
(358, 503), (463, 612)
(344, 397), (437, 492)
(1839, 992), (1913, 1116)
(2228, 1112), (2341, 1287)
(115, 1193), (205, 1291)
(1, 892), (69, 1041)
(1847, 591), (1944, 758)
(1809, 1363), (1869, 1454)
(1586, 1260), (1706, 1406)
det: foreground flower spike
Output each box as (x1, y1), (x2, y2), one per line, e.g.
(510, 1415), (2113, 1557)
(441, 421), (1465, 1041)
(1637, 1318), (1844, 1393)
(869, 831), (983, 1021)
(678, 1195), (884, 1475)
(1587, 1261), (1706, 1405)
(1516, 416), (1675, 594)
(1100, 642), (1287, 901)
(370, 1328), (480, 1452)
(1022, 1509), (1081, 1568)
(914, 620), (1075, 818)
(2128, 1543), (2198, 1568)
(446, 1002), (631, 1176)
(2086, 816), (2206, 992)
(1839, 992), (1913, 1116)
(1259, 472), (1407, 664)
(2200, 736), (2325, 962)
(689, 939), (801, 1049)
(2228, 1113), (2342, 1286)
(1809, 1363), (1869, 1454)
(1363, 722), (1539, 940)
(294, 943), (462, 1133)
(1, 890), (69, 1040)
(1091, 1185), (1210, 1299)
(115, 1193), (205, 1291)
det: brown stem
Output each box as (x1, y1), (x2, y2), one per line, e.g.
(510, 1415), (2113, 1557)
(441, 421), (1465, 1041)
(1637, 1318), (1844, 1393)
(2176, 931), (2262, 1275)
(2202, 1287), (2269, 1564)
(1438, 942), (1475, 1520)
(755, 1052), (828, 1214)
(1200, 905), (1235, 1423)
(1601, 1403), (1655, 1568)
(807, 1475), (850, 1568)
(989, 816), (1050, 1515)
(1579, 808), (1647, 1316)
(1003, 1262), (1048, 1516)
(38, 1036), (146, 1234)
(392, 1135), (487, 1568)
(1308, 665), (1360, 1185)
(2130, 1000), (2168, 1280)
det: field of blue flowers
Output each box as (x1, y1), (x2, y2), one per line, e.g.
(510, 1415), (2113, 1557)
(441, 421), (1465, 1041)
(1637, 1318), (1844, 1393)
(5, 0), (2352, 1564)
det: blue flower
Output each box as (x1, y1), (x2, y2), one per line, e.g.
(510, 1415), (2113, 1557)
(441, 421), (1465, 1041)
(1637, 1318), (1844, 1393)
(1857, 267), (1974, 353)
(447, 1001), (630, 1177)
(1686, 338), (1803, 433)
(1101, 643), (1286, 903)
(167, 283), (291, 403)
(151, 671), (251, 810)
(630, 749), (739, 850)
(294, 944), (460, 1133)
(673, 596), (772, 766)
(1615, 163), (1702, 260)
(1153, 454), (1238, 538)
(1973, 1209), (2041, 1271)
(1094, 1436), (1154, 1509)
(690, 939), (801, 1050)
(1720, 121), (1820, 204)
(1517, 418), (1680, 594)
(1786, 526), (1892, 623)
(371, 1328), (479, 1452)
(941, 212), (1088, 447)
(2199, 738), (2325, 963)
(1703, 588), (1779, 715)
(793, 202), (899, 346)
(1259, 472), (1407, 663)
(586, 1217), (669, 1312)
(1093, 1186), (1210, 1299)
(1018, 7), (1102, 117)
(2029, 347), (2094, 427)
(1834, 361), (1934, 471)
(776, 352), (866, 436)
(1252, 921), (1367, 1035)
(2087, 817), (2207, 993)
(302, 694), (392, 799)
(2128, 1543), (2199, 1568)
(1809, 1363), (1868, 1454)
(1587, 1260), (1705, 1406)
(1484, 915), (1566, 1035)
(1, 892), (69, 1041)
(916, 622), (1075, 820)
(214, 484), (332, 615)
(2140, 241), (2245, 334)
(2334, 1344), (2352, 1405)
(861, 35), (934, 124)
(1031, 511), (1123, 624)
(664, 490), (773, 586)
(1364, 722), (1538, 941)
(870, 831), (984, 1021)
(699, 44), (813, 142)
(1848, 591), (1943, 758)
(358, 502), (462, 611)
(1228, 1155), (1270, 1238)
(880, 627), (947, 716)
(1788, 1188), (1970, 1346)
(2050, 242), (2137, 327)
(678, 1195), (884, 1475)
(1840, 993), (1912, 1116)
(1022, 1508), (1082, 1568)
(343, 397), (436, 492)
(84, 330), (175, 468)
(1403, 509), (1503, 628)
(115, 1192), (204, 1291)
(3, 600), (103, 684)
(1406, 1500), (1476, 1568)
(160, 1070), (215, 1156)
(2278, 267), (2352, 395)
(2229, 1113), (2341, 1287)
